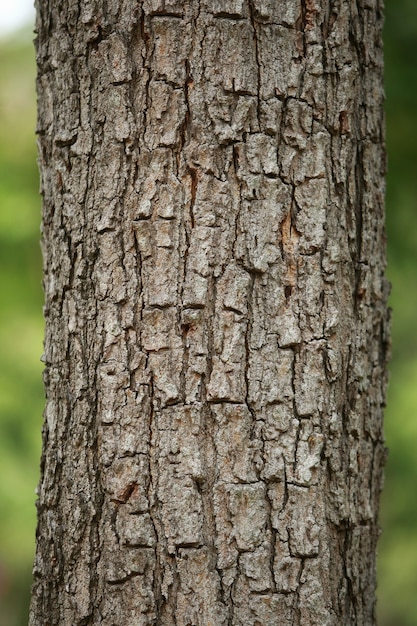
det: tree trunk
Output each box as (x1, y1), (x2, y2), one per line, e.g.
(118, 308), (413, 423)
(30, 0), (389, 624)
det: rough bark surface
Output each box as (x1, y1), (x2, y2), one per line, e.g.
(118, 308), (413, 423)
(30, 0), (389, 624)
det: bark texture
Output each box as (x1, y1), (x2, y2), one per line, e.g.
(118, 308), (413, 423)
(30, 0), (389, 624)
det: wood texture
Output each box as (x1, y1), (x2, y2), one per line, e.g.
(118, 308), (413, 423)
(30, 0), (389, 624)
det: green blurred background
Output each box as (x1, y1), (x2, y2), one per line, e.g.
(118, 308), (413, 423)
(0, 1), (416, 624)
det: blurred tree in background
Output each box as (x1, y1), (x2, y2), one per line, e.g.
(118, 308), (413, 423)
(0, 1), (415, 624)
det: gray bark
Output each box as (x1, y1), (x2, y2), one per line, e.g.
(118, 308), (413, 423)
(30, 0), (389, 624)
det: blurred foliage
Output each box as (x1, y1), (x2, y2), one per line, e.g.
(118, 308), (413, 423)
(0, 1), (416, 624)
(378, 0), (417, 624)
(0, 27), (43, 626)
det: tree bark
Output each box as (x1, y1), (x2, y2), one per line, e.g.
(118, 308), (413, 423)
(30, 0), (389, 624)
